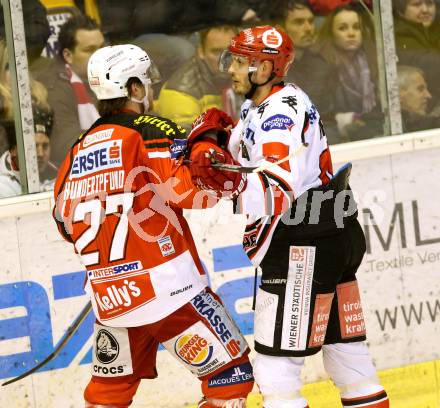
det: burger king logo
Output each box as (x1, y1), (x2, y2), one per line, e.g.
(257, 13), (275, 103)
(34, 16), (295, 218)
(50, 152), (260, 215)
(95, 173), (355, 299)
(174, 334), (213, 367)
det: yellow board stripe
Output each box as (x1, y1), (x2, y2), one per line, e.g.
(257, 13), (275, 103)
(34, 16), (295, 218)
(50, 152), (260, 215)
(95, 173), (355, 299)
(186, 359), (440, 407)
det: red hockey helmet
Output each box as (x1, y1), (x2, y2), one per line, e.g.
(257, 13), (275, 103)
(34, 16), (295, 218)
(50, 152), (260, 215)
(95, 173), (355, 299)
(219, 26), (295, 77)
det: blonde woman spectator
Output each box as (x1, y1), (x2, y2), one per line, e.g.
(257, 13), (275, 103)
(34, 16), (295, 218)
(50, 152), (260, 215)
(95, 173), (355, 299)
(0, 40), (51, 111)
(0, 40), (52, 155)
(0, 39), (57, 197)
(0, 40), (13, 121)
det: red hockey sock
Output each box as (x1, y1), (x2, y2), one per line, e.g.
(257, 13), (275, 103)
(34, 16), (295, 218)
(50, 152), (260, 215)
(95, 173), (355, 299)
(341, 389), (389, 407)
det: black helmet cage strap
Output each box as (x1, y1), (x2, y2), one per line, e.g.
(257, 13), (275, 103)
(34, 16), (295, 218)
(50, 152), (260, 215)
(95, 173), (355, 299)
(245, 70), (276, 99)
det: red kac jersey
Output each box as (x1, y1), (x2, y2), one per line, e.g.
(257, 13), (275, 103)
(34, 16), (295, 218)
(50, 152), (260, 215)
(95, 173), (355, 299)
(54, 111), (217, 327)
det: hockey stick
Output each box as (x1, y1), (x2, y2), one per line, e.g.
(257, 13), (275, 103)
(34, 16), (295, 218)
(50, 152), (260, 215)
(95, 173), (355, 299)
(2, 300), (92, 386)
(211, 142), (309, 173)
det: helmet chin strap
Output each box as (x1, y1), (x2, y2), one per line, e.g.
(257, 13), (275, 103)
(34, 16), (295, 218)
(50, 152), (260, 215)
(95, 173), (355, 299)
(245, 71), (276, 100)
(130, 83), (150, 112)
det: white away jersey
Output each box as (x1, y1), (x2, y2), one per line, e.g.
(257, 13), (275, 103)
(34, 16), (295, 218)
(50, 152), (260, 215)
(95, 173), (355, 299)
(228, 83), (333, 265)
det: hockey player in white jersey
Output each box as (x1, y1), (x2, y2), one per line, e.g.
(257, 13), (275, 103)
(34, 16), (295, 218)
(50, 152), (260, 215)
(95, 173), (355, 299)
(186, 26), (389, 408)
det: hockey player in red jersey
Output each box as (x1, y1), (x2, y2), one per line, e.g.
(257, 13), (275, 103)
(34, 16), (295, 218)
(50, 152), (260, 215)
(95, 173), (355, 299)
(53, 44), (253, 408)
(187, 26), (389, 408)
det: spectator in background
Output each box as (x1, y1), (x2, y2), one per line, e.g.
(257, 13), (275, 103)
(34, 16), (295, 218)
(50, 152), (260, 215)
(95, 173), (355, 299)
(0, 39), (52, 154)
(132, 36), (196, 97)
(0, 123), (8, 156)
(309, 0), (372, 15)
(0, 39), (51, 113)
(393, 0), (440, 103)
(397, 64), (440, 131)
(0, 0), (50, 65)
(33, 107), (58, 190)
(0, 40), (13, 129)
(95, 0), (197, 83)
(281, 0), (336, 120)
(96, 0), (287, 88)
(315, 4), (382, 142)
(157, 25), (238, 131)
(97, 0), (272, 44)
(39, 0), (101, 59)
(0, 106), (56, 198)
(35, 14), (104, 165)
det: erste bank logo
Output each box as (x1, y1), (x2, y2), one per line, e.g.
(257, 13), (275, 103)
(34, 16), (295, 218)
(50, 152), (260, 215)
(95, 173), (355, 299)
(70, 140), (122, 179)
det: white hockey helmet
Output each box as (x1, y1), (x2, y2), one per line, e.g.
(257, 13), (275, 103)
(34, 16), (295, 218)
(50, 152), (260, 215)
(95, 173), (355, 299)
(87, 44), (161, 100)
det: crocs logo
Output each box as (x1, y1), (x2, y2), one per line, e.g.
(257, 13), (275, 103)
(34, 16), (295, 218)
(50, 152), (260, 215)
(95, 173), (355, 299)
(95, 329), (119, 364)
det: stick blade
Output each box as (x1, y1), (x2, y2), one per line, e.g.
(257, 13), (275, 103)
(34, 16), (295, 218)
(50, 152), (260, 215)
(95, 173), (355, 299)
(211, 163), (257, 173)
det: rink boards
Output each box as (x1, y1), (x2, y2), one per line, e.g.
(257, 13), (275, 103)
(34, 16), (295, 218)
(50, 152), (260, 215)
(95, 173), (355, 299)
(0, 129), (439, 407)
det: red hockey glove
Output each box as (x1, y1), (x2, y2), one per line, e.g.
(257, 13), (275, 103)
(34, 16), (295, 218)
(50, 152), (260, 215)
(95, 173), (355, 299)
(187, 108), (234, 151)
(190, 141), (246, 197)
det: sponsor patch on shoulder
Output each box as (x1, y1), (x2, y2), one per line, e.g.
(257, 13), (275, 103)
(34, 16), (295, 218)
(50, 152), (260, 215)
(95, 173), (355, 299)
(170, 138), (187, 159)
(261, 114), (294, 132)
(82, 129), (114, 148)
(240, 108), (249, 120)
(158, 235), (175, 257)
